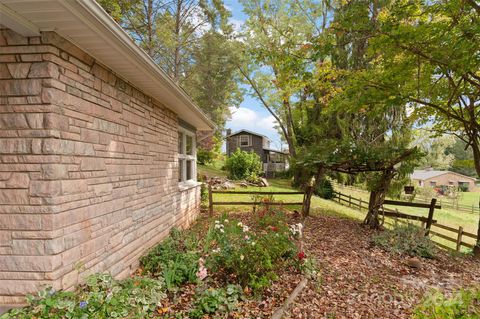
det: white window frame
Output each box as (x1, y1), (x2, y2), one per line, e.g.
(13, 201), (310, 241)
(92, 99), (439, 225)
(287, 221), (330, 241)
(178, 127), (197, 189)
(239, 135), (251, 147)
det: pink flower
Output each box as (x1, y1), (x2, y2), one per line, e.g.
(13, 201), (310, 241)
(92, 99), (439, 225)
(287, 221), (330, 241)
(196, 265), (208, 280)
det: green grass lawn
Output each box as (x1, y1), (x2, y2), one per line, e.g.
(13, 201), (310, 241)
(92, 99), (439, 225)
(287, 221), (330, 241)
(210, 179), (309, 212)
(198, 159), (228, 178)
(459, 191), (480, 206)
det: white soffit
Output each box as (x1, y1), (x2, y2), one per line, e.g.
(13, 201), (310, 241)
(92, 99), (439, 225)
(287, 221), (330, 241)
(0, 0), (215, 130)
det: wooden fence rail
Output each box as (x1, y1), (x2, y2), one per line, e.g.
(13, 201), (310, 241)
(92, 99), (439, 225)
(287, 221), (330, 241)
(332, 182), (480, 214)
(208, 185), (306, 216)
(332, 191), (478, 252)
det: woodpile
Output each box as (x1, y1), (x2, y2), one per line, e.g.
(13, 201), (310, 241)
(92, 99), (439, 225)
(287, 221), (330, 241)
(207, 177), (270, 189)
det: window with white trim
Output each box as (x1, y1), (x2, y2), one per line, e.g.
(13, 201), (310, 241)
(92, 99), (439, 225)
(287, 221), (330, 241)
(178, 128), (196, 183)
(239, 135), (250, 147)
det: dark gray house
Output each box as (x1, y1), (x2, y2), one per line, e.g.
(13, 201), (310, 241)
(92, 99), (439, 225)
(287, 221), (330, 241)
(226, 129), (288, 176)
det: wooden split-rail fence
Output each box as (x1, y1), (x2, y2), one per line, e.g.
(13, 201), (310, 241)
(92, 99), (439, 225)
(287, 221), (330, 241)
(207, 185), (307, 216)
(333, 191), (478, 252)
(333, 183), (480, 214)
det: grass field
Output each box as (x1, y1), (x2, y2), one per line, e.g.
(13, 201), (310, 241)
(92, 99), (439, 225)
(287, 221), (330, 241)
(459, 191), (480, 206)
(198, 159), (228, 178)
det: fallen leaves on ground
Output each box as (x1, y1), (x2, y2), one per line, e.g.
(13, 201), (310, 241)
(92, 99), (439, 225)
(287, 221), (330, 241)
(284, 215), (480, 319)
(155, 212), (479, 318)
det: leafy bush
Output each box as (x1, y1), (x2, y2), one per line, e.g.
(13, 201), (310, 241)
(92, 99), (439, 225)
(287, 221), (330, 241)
(140, 228), (200, 290)
(315, 178), (335, 199)
(372, 223), (437, 258)
(1, 274), (165, 319)
(200, 182), (208, 208)
(189, 285), (243, 318)
(197, 147), (215, 165)
(274, 169), (293, 179)
(413, 288), (480, 319)
(225, 148), (263, 180)
(413, 186), (437, 201)
(205, 213), (297, 292)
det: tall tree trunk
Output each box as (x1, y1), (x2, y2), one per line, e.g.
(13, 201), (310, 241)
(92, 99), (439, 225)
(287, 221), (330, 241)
(302, 167), (324, 217)
(364, 170), (395, 228)
(476, 198), (480, 258)
(172, 0), (183, 82)
(470, 137), (480, 257)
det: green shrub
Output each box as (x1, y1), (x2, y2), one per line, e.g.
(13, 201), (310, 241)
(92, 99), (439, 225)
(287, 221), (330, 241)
(274, 169), (293, 179)
(205, 213), (296, 292)
(225, 148), (263, 180)
(314, 178), (335, 199)
(200, 182), (208, 208)
(1, 274), (165, 319)
(197, 147), (215, 165)
(189, 285), (243, 318)
(413, 288), (480, 319)
(372, 223), (437, 258)
(140, 228), (200, 290)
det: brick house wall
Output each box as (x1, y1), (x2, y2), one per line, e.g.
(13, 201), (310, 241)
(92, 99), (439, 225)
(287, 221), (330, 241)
(0, 27), (200, 303)
(414, 172), (478, 191)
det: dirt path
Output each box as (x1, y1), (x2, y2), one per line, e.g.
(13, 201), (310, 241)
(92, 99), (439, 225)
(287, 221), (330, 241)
(285, 214), (480, 319)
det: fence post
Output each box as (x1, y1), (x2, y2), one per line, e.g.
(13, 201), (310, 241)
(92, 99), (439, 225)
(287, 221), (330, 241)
(425, 198), (437, 236)
(456, 226), (464, 252)
(208, 184), (213, 216)
(348, 195), (352, 207)
(359, 198), (362, 210)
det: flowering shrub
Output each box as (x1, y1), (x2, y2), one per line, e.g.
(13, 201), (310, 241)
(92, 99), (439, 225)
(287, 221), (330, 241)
(205, 213), (297, 292)
(1, 274), (165, 319)
(140, 227), (200, 290)
(289, 223), (304, 239)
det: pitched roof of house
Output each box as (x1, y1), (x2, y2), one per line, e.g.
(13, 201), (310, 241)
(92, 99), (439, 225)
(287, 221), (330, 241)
(226, 129), (290, 155)
(411, 170), (476, 181)
(0, 0), (215, 130)
(226, 129), (270, 141)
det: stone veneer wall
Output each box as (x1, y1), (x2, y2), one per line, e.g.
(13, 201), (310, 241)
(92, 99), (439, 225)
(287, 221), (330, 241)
(0, 27), (200, 304)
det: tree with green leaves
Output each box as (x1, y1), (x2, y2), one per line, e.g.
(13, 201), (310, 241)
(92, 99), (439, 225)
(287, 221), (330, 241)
(99, 0), (241, 132)
(358, 0), (480, 255)
(237, 0), (420, 226)
(414, 132), (456, 170)
(238, 0), (325, 159)
(446, 138), (477, 177)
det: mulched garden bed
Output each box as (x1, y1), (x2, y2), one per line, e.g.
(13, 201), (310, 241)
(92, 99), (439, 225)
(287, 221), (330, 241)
(150, 211), (307, 318)
(4, 211), (478, 319)
(284, 214), (480, 319)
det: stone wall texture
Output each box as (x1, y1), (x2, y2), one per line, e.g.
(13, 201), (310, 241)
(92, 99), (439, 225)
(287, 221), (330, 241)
(0, 27), (200, 304)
